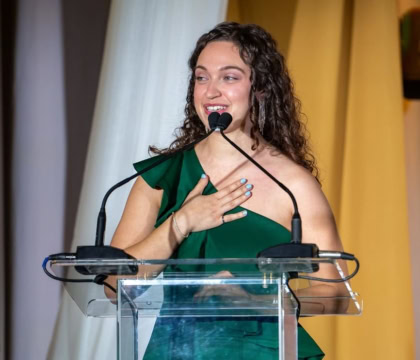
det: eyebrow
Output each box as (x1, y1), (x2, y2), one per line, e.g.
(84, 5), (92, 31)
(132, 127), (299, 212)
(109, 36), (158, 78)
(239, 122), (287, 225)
(194, 65), (246, 75)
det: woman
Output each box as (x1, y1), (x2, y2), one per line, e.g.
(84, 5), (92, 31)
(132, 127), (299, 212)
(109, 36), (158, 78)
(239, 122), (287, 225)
(111, 22), (345, 360)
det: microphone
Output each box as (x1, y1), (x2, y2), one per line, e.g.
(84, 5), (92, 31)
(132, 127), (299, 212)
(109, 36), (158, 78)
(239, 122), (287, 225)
(216, 112), (319, 259)
(209, 111), (232, 131)
(208, 111), (220, 130)
(216, 112), (233, 130)
(48, 116), (217, 276)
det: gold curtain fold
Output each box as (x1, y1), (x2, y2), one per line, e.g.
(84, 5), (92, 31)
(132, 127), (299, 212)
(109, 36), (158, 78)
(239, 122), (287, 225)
(227, 0), (414, 359)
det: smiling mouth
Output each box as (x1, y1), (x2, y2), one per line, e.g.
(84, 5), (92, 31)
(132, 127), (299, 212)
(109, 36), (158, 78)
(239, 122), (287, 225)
(205, 105), (228, 114)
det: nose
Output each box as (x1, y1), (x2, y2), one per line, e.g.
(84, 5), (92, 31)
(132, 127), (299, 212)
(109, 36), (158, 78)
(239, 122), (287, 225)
(205, 80), (221, 99)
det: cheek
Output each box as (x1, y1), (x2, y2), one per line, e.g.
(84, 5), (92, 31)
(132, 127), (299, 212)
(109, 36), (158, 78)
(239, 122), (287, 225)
(193, 87), (203, 107)
(230, 87), (251, 107)
(193, 88), (206, 121)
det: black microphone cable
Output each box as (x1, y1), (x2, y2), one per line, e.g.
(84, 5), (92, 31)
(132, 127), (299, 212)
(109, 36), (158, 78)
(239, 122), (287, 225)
(42, 255), (117, 293)
(295, 251), (360, 283)
(281, 251), (359, 321)
(286, 277), (302, 319)
(286, 252), (359, 320)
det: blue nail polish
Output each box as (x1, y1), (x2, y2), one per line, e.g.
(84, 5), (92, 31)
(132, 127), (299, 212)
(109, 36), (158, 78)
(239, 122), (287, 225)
(242, 210), (248, 216)
(201, 173), (207, 179)
(240, 178), (247, 184)
(246, 184), (253, 190)
(245, 191), (251, 196)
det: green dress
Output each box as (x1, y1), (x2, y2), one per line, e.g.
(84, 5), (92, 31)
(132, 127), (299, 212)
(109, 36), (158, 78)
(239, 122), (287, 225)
(134, 148), (324, 360)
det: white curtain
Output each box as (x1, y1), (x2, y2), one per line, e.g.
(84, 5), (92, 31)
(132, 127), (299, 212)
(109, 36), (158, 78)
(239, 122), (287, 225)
(11, 0), (66, 359)
(48, 1), (227, 359)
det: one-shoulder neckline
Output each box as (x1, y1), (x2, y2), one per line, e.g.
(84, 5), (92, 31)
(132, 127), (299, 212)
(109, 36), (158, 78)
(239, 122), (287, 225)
(188, 147), (290, 234)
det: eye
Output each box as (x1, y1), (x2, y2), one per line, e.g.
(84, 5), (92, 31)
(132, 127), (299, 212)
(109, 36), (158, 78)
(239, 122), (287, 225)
(194, 74), (208, 82)
(223, 75), (239, 81)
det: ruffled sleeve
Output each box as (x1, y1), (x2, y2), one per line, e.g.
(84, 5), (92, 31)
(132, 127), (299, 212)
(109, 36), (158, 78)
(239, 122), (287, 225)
(133, 151), (194, 227)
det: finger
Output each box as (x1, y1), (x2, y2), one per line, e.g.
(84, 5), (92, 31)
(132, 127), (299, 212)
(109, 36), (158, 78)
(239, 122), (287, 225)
(193, 286), (215, 302)
(194, 286), (219, 299)
(199, 286), (236, 299)
(184, 174), (209, 201)
(194, 286), (211, 297)
(221, 210), (248, 224)
(221, 191), (252, 213)
(212, 270), (234, 278)
(214, 178), (248, 200)
(220, 183), (253, 207)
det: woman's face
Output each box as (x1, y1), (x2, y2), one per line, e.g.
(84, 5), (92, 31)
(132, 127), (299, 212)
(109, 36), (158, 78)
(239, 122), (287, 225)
(193, 41), (252, 131)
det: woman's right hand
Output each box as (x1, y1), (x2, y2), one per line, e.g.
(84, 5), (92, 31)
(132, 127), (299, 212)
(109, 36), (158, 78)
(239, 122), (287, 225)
(173, 174), (253, 240)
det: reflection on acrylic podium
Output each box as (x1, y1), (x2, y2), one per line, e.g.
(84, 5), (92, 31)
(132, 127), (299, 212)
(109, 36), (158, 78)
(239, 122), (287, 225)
(50, 257), (362, 360)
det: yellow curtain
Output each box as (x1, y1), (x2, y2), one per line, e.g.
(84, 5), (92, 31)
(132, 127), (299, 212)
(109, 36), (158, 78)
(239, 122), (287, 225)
(227, 1), (414, 359)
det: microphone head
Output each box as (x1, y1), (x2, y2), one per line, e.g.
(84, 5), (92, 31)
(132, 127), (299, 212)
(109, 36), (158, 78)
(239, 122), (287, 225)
(208, 112), (220, 130)
(217, 112), (233, 130)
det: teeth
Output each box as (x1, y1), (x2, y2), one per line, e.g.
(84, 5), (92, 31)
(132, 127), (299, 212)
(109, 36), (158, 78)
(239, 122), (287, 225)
(207, 105), (227, 111)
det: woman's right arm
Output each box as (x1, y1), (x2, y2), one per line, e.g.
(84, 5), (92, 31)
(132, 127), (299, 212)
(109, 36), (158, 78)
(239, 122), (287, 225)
(111, 175), (183, 260)
(104, 175), (185, 296)
(104, 173), (251, 292)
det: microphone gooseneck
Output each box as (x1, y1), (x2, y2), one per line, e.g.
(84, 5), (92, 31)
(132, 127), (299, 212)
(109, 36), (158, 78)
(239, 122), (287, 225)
(94, 125), (217, 249)
(217, 112), (302, 244)
(216, 112), (319, 260)
(51, 115), (217, 276)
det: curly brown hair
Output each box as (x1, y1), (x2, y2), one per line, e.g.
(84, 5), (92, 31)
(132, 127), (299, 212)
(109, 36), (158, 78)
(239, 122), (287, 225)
(150, 22), (318, 179)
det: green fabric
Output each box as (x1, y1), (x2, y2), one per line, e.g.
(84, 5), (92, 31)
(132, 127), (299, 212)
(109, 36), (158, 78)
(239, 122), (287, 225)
(134, 148), (324, 360)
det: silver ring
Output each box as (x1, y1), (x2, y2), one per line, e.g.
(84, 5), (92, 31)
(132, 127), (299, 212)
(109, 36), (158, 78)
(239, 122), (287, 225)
(221, 215), (225, 224)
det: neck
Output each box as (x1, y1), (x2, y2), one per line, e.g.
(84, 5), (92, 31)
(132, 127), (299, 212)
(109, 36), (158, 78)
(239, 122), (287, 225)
(198, 126), (265, 163)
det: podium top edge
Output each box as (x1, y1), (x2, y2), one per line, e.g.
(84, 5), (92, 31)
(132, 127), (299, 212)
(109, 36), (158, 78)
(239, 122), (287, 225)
(50, 257), (335, 266)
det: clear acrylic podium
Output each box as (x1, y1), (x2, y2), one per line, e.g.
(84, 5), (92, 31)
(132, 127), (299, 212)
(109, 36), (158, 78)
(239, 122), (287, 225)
(50, 257), (362, 360)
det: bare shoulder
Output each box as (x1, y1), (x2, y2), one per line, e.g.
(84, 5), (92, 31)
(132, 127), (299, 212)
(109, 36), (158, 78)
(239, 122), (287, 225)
(267, 153), (341, 249)
(275, 156), (327, 208)
(264, 152), (322, 201)
(122, 175), (163, 217)
(130, 174), (164, 201)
